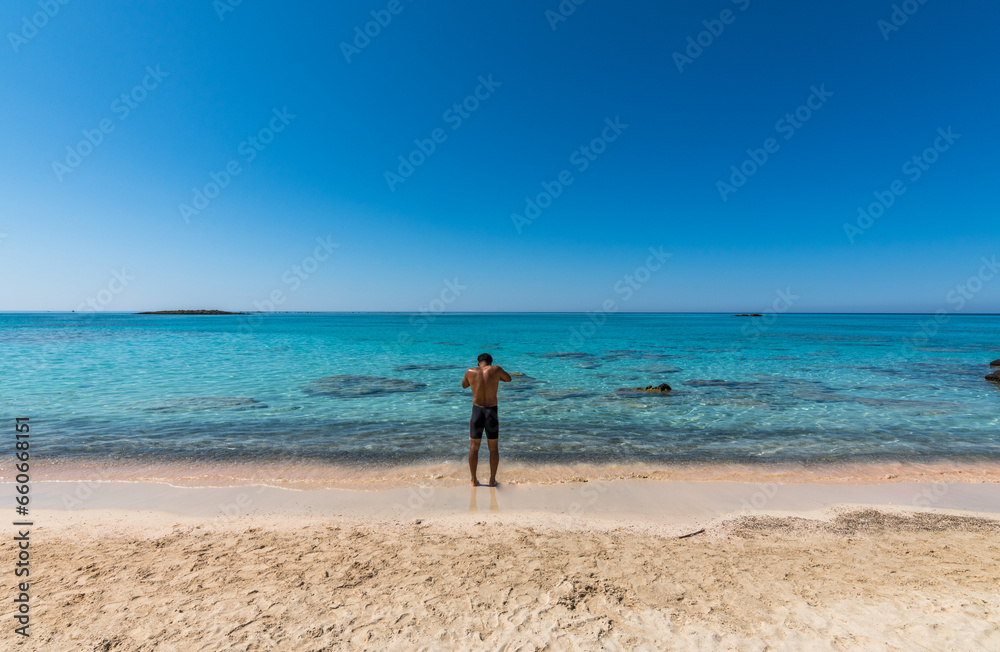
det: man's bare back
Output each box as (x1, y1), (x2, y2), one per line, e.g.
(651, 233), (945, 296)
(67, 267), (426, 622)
(462, 364), (512, 407)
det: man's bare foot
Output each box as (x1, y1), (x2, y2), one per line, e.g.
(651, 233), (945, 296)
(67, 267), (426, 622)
(471, 479), (480, 487)
(488, 479), (498, 487)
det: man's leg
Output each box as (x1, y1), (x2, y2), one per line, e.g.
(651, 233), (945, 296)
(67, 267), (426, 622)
(469, 438), (481, 486)
(487, 438), (499, 487)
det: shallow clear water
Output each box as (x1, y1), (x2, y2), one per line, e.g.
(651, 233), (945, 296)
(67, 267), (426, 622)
(3, 312), (999, 468)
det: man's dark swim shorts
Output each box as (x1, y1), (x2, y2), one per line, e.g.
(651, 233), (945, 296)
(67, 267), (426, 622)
(470, 404), (499, 440)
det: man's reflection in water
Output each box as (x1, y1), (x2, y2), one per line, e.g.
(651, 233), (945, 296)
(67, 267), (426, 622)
(468, 485), (500, 512)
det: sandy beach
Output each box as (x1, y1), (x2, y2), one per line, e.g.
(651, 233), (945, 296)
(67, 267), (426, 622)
(3, 479), (1000, 650)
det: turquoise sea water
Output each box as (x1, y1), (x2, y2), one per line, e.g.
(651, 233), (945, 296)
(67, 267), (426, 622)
(3, 313), (999, 469)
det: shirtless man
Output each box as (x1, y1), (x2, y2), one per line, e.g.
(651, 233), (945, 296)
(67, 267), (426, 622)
(461, 352), (512, 487)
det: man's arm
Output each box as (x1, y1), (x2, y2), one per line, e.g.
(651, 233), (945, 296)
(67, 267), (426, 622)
(495, 366), (512, 382)
(462, 370), (471, 389)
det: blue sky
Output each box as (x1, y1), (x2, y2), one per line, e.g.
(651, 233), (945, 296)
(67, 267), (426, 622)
(2, 0), (998, 312)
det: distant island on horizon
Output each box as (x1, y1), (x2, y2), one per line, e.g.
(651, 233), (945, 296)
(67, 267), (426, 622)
(136, 310), (250, 315)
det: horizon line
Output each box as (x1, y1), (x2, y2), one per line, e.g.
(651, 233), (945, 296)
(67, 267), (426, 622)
(3, 311), (1000, 317)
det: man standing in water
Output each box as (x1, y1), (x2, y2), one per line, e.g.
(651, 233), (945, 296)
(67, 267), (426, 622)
(462, 353), (511, 487)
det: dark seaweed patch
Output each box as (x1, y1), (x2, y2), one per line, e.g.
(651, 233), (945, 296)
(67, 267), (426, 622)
(147, 397), (267, 411)
(644, 364), (682, 374)
(540, 351), (594, 359)
(394, 363), (455, 372)
(536, 388), (598, 401)
(304, 375), (427, 398)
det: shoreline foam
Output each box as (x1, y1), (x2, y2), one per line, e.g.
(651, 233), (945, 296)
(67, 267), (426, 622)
(13, 457), (1000, 490)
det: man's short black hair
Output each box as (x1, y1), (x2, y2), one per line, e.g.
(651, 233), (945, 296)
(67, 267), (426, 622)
(477, 353), (493, 365)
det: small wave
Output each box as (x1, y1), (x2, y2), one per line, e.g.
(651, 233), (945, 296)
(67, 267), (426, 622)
(18, 458), (1000, 490)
